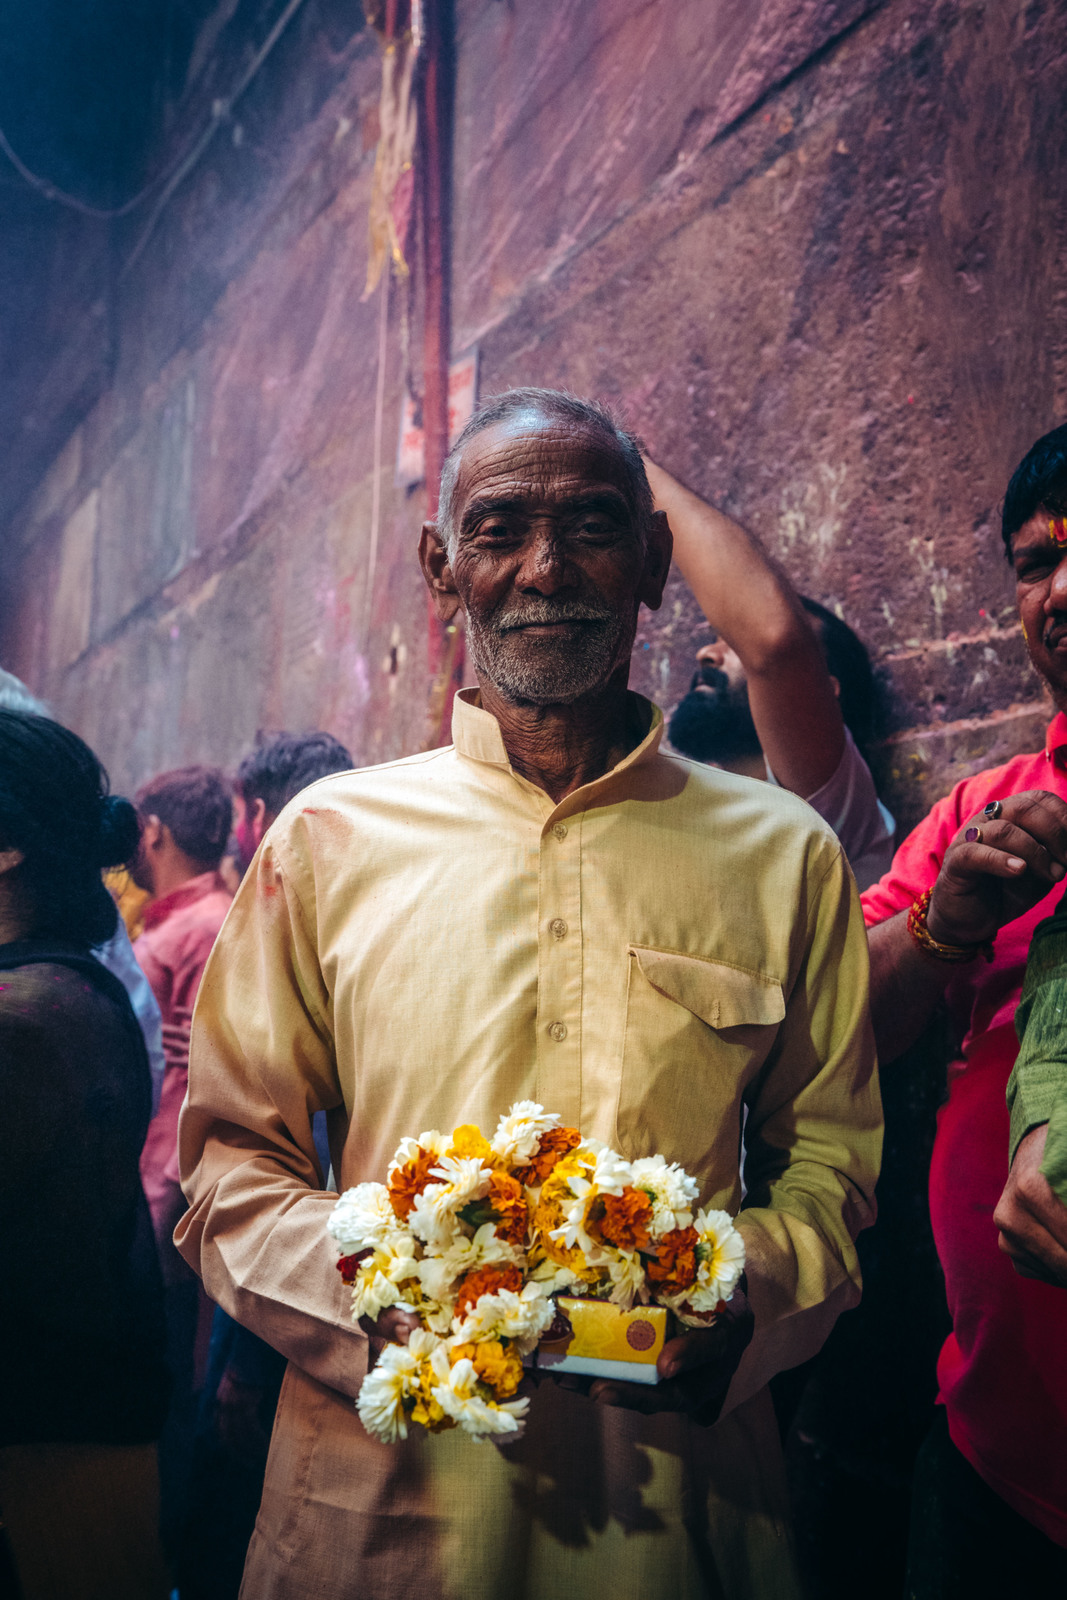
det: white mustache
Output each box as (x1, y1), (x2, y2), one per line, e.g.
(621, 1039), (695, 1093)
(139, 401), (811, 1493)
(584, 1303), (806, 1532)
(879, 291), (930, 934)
(492, 599), (614, 633)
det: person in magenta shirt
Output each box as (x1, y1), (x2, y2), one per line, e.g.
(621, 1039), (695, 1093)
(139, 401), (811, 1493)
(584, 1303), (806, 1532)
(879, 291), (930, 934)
(863, 423), (1067, 1596)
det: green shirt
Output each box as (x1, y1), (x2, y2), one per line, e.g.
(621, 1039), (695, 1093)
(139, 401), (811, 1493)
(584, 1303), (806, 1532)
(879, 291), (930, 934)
(1009, 903), (1067, 1201)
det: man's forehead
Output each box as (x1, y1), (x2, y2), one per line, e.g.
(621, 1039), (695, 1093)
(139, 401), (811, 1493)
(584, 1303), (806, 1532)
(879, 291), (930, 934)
(452, 415), (634, 507)
(1012, 508), (1067, 556)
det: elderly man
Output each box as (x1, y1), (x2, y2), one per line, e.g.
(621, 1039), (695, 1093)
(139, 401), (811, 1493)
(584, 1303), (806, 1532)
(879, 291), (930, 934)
(176, 389), (880, 1600)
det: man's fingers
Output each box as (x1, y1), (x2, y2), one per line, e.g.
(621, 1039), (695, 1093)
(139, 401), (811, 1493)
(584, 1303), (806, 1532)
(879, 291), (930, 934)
(1004, 789), (1067, 857)
(944, 840), (1037, 882)
(658, 1322), (727, 1379)
(995, 1227), (1067, 1286)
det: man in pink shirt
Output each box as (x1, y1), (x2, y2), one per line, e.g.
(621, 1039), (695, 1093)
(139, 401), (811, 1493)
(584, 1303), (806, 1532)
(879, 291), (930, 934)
(863, 423), (1067, 1596)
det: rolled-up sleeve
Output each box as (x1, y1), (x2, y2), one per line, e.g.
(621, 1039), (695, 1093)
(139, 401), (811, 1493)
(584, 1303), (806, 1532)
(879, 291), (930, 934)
(1009, 908), (1067, 1199)
(726, 843), (882, 1413)
(174, 831), (368, 1398)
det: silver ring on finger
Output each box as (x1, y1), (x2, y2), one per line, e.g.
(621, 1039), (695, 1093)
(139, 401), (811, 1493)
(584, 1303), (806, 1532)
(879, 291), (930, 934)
(982, 800), (1003, 820)
(965, 825), (983, 844)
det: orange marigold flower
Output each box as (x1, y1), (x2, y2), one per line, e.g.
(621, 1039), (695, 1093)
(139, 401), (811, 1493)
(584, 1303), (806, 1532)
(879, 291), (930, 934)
(646, 1226), (700, 1294)
(487, 1171), (529, 1245)
(513, 1125), (582, 1186)
(592, 1187), (654, 1252)
(387, 1146), (439, 1220)
(454, 1263), (524, 1317)
(451, 1339), (524, 1398)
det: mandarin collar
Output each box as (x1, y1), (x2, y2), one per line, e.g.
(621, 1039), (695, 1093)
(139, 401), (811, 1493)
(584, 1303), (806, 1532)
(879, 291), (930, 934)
(450, 687), (665, 812)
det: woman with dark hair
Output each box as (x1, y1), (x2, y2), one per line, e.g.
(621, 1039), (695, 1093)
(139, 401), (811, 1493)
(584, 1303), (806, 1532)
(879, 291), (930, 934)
(0, 711), (170, 1600)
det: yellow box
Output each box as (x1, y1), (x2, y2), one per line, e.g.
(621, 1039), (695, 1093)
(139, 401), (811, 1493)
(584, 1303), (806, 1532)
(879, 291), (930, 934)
(535, 1296), (668, 1385)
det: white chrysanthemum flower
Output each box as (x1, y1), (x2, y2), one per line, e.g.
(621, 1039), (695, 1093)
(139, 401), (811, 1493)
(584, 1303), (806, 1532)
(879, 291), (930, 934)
(408, 1156), (493, 1246)
(430, 1356), (529, 1439)
(685, 1208), (747, 1312)
(531, 1258), (581, 1294)
(348, 1233), (420, 1321)
(415, 1223), (521, 1304)
(546, 1146), (631, 1256)
(490, 1100), (561, 1163)
(356, 1340), (422, 1442)
(386, 1130), (450, 1179)
(630, 1155), (699, 1234)
(451, 1282), (556, 1355)
(406, 1327), (443, 1361)
(549, 1190), (597, 1255)
(328, 1183), (399, 1253)
(606, 1251), (647, 1310)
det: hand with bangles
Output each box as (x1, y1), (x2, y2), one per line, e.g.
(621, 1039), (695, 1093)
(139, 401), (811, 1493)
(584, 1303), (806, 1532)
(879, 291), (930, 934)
(922, 790), (1067, 955)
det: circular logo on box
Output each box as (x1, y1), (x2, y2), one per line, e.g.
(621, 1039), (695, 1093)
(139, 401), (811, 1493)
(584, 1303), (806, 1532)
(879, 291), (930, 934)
(626, 1318), (656, 1351)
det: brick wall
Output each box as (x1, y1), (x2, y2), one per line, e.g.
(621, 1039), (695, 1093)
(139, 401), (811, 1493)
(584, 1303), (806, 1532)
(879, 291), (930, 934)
(3, 0), (1065, 830)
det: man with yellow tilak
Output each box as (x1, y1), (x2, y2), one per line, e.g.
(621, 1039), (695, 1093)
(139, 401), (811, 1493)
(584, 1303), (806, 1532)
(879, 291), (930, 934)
(176, 388), (881, 1600)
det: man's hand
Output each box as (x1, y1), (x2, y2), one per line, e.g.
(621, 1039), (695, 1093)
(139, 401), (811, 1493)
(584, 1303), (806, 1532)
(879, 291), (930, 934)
(359, 1306), (422, 1363)
(586, 1287), (754, 1426)
(926, 790), (1067, 949)
(994, 1124), (1067, 1286)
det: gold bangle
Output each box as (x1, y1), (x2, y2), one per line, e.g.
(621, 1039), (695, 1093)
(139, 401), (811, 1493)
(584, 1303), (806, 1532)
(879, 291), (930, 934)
(907, 889), (994, 965)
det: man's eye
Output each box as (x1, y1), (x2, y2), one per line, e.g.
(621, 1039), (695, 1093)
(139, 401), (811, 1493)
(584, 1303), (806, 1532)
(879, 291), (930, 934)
(1018, 560), (1053, 581)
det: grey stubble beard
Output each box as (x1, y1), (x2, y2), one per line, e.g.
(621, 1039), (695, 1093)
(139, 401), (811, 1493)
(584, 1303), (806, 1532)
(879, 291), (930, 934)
(464, 596), (629, 706)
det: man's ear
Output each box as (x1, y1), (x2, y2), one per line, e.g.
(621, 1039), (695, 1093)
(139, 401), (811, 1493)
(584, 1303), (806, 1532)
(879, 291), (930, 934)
(637, 509), (673, 613)
(829, 674), (841, 701)
(251, 797), (268, 848)
(418, 522), (463, 624)
(142, 815), (164, 853)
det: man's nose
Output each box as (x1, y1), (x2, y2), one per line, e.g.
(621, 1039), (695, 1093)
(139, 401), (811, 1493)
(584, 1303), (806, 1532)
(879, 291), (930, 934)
(516, 529), (575, 593)
(696, 639), (726, 667)
(1048, 554), (1067, 612)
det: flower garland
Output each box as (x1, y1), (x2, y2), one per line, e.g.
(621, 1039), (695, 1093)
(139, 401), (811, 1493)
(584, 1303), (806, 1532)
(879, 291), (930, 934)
(328, 1101), (745, 1443)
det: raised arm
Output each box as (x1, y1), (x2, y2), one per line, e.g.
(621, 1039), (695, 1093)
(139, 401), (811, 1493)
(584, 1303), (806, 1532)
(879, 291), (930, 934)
(645, 457), (844, 796)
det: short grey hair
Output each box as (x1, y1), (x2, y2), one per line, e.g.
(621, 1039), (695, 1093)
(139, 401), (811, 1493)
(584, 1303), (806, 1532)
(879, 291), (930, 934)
(0, 669), (49, 716)
(436, 387), (653, 559)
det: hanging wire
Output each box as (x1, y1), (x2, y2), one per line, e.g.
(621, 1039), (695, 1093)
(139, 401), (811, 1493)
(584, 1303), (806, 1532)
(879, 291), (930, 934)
(0, 0), (309, 238)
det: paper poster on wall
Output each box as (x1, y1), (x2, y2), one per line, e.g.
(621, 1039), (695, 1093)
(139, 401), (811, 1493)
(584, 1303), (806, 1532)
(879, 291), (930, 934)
(396, 347), (479, 487)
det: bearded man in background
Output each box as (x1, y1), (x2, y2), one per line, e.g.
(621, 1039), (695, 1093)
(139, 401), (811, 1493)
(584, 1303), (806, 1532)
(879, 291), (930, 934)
(176, 389), (880, 1600)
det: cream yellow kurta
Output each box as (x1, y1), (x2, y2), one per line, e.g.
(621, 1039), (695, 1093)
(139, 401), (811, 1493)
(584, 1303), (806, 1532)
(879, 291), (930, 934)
(176, 690), (881, 1600)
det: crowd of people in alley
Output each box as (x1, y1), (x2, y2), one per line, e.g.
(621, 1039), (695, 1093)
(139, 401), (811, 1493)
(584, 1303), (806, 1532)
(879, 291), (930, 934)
(2, 392), (1067, 1600)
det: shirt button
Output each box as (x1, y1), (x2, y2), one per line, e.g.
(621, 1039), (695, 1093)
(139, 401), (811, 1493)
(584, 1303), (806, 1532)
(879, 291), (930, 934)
(547, 1020), (568, 1043)
(550, 918), (568, 940)
(552, 823), (568, 841)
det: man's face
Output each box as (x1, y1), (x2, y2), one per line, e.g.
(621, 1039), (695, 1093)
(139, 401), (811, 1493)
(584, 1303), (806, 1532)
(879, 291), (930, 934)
(425, 414), (670, 705)
(1012, 510), (1067, 706)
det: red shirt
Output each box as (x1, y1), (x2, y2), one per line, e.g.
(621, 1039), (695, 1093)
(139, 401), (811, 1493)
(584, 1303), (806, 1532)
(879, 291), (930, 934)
(135, 871), (232, 1226)
(862, 713), (1067, 1546)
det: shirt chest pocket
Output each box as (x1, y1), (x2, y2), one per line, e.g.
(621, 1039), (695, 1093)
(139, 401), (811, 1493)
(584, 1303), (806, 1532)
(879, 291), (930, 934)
(614, 946), (785, 1171)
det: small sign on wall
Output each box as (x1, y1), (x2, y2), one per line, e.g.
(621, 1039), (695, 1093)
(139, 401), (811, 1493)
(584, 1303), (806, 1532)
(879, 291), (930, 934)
(396, 347), (479, 486)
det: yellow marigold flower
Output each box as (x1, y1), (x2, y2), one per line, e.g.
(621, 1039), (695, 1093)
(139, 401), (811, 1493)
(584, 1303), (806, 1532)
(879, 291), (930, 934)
(448, 1125), (495, 1165)
(451, 1339), (524, 1399)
